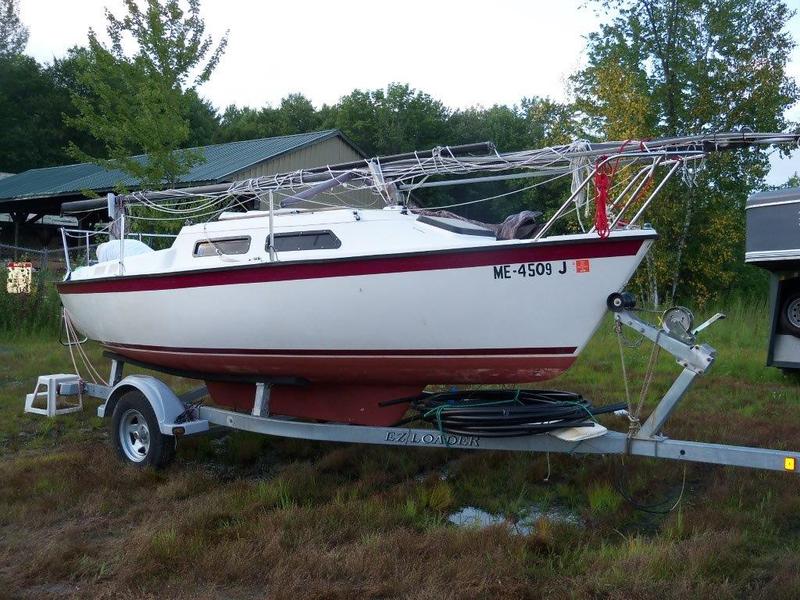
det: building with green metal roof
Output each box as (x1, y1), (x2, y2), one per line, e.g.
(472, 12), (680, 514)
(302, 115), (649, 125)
(0, 129), (369, 250)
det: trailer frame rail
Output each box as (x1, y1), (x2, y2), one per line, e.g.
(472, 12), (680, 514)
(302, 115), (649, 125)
(28, 307), (800, 474)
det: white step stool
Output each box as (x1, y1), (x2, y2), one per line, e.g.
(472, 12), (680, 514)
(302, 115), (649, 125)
(25, 374), (82, 417)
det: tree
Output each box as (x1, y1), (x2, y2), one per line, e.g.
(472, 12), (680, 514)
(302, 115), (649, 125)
(0, 56), (62, 171)
(325, 83), (450, 156)
(215, 93), (321, 143)
(0, 0), (28, 57)
(0, 55), (95, 172)
(448, 104), (530, 151)
(0, 42), (119, 173)
(574, 0), (798, 305)
(183, 89), (220, 147)
(216, 105), (266, 142)
(415, 97), (578, 223)
(67, 0), (228, 189)
(783, 173), (800, 189)
(277, 93), (321, 135)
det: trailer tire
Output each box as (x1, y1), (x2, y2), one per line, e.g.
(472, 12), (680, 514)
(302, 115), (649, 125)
(780, 293), (800, 337)
(111, 390), (176, 468)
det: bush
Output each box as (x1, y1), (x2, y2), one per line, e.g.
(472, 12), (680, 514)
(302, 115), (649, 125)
(0, 266), (62, 338)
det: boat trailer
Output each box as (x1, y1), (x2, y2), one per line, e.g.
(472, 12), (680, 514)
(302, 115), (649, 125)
(26, 302), (800, 474)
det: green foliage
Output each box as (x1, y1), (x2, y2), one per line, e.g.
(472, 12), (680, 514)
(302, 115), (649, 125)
(0, 268), (61, 337)
(402, 481), (455, 527)
(0, 0), (27, 57)
(587, 483), (623, 515)
(324, 83), (450, 157)
(66, 0), (228, 189)
(576, 0), (797, 135)
(430, 98), (579, 222)
(215, 94), (324, 143)
(779, 173), (800, 189)
(0, 56), (66, 172)
(183, 89), (221, 147)
(427, 481), (455, 512)
(573, 0), (799, 305)
(213, 84), (579, 223)
(0, 52), (105, 173)
(253, 478), (295, 510)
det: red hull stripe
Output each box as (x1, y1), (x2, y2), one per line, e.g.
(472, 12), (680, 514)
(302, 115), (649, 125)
(58, 236), (649, 295)
(105, 343), (578, 356)
(106, 346), (577, 385)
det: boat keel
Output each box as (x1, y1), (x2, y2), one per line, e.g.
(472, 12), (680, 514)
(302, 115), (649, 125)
(204, 381), (422, 426)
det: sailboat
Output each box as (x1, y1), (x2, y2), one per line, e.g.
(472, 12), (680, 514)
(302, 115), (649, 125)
(56, 132), (798, 425)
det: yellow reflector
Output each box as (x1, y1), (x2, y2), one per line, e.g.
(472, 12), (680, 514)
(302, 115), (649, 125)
(785, 457), (796, 471)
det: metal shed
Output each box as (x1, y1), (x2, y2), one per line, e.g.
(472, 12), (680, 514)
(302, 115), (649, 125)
(0, 130), (373, 250)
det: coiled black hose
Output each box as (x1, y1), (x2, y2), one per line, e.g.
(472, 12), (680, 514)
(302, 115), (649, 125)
(407, 389), (626, 437)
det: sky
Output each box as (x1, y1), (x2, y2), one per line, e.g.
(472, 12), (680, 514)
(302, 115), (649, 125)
(17, 0), (800, 183)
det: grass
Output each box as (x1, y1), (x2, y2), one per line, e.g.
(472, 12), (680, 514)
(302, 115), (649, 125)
(0, 268), (62, 338)
(3, 299), (800, 597)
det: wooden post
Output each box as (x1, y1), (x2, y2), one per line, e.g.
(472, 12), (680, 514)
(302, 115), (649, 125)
(10, 211), (28, 261)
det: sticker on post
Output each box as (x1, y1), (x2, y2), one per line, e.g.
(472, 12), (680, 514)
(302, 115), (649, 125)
(6, 262), (32, 294)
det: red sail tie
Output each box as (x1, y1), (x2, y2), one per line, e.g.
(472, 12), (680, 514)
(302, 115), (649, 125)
(594, 157), (612, 238)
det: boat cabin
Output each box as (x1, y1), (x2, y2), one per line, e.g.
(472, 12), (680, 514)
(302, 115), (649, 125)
(68, 207), (509, 280)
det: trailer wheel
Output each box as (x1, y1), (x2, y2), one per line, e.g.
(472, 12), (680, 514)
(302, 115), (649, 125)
(781, 293), (800, 337)
(111, 390), (176, 468)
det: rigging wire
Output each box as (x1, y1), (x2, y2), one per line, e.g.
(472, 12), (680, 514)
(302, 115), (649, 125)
(86, 132), (794, 236)
(112, 141), (651, 227)
(79, 132), (799, 223)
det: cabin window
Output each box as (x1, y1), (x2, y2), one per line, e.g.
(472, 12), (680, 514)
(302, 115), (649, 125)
(269, 230), (342, 252)
(193, 237), (251, 257)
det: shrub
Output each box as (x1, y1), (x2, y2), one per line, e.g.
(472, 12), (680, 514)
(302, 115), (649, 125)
(0, 266), (62, 338)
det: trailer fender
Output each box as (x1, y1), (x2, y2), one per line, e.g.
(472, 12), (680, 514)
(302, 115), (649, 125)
(99, 375), (209, 436)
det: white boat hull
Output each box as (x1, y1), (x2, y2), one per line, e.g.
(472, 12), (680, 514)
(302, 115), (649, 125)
(59, 233), (654, 385)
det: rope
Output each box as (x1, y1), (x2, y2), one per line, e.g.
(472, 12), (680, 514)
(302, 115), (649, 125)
(636, 332), (662, 422)
(566, 139), (592, 219)
(69, 324), (98, 383)
(62, 309), (84, 399)
(409, 389), (625, 438)
(616, 458), (688, 514)
(614, 320), (636, 433)
(615, 317), (664, 438)
(593, 157), (612, 238)
(62, 309), (107, 385)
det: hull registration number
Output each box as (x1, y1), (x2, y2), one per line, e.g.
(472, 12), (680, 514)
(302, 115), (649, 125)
(492, 259), (591, 280)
